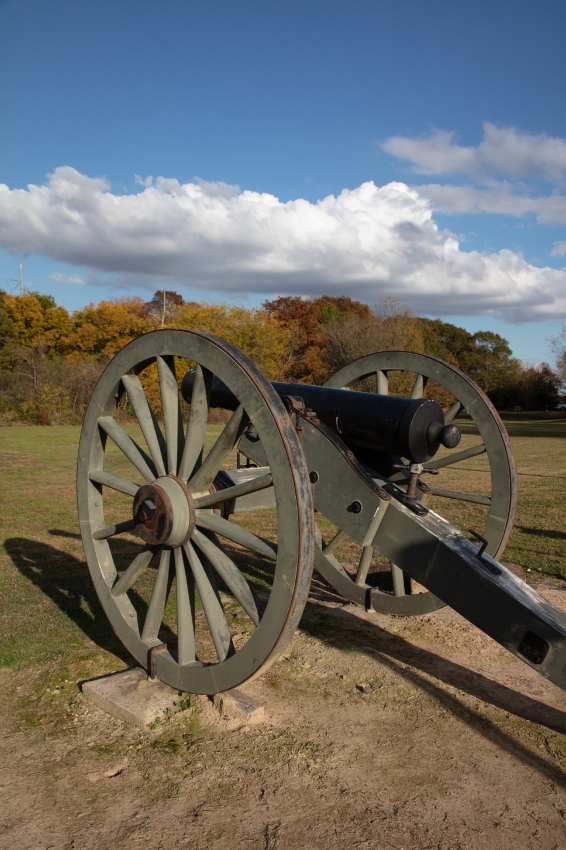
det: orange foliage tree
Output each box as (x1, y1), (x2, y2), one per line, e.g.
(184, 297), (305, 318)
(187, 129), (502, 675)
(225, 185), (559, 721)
(62, 297), (154, 358)
(263, 295), (372, 383)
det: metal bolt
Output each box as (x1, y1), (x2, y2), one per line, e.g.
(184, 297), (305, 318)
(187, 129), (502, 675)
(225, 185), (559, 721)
(138, 499), (156, 523)
(407, 463), (423, 499)
(350, 500), (362, 513)
(309, 471), (319, 483)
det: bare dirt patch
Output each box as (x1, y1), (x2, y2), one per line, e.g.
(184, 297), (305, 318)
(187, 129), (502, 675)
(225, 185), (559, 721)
(2, 575), (566, 850)
(3, 422), (566, 849)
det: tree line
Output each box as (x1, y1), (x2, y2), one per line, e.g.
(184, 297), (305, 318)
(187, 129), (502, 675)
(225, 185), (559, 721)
(0, 288), (561, 424)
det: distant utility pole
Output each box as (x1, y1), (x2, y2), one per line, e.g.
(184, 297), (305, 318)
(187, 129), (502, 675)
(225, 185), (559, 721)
(3, 262), (22, 293)
(162, 290), (166, 328)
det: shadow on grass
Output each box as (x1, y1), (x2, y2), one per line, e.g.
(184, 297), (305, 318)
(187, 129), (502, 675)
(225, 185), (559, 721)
(5, 535), (134, 664)
(4, 531), (282, 663)
(497, 413), (566, 439)
(9, 533), (566, 783)
(49, 529), (82, 539)
(518, 526), (566, 542)
(301, 579), (566, 786)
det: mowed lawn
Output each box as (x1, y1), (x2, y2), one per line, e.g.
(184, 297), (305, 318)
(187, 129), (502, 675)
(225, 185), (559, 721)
(1, 414), (566, 677)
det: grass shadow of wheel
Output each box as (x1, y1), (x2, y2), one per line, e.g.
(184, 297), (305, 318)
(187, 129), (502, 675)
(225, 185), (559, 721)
(4, 535), (144, 663)
(518, 526), (566, 541)
(5, 531), (291, 664)
(217, 541), (278, 593)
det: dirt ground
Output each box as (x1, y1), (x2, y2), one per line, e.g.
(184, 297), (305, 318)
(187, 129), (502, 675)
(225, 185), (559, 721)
(2, 574), (566, 850)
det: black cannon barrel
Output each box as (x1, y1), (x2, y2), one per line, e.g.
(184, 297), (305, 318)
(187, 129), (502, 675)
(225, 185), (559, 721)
(181, 372), (460, 464)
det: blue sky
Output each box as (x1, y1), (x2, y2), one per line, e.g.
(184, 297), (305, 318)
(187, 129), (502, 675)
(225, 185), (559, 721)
(1, 0), (566, 364)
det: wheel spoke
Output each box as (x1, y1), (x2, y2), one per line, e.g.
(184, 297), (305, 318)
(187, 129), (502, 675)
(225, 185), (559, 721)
(391, 563), (405, 596)
(141, 549), (172, 642)
(321, 350), (516, 617)
(192, 528), (260, 624)
(178, 365), (213, 482)
(376, 370), (388, 395)
(184, 540), (234, 663)
(444, 401), (462, 424)
(121, 374), (167, 477)
(429, 487), (491, 506)
(315, 524), (353, 581)
(189, 405), (248, 492)
(111, 547), (155, 596)
(193, 473), (273, 509)
(88, 470), (139, 497)
(98, 417), (157, 483)
(195, 512), (277, 561)
(409, 374), (428, 399)
(424, 443), (486, 470)
(92, 518), (137, 540)
(174, 547), (196, 664)
(157, 356), (184, 475)
(355, 545), (373, 586)
(323, 529), (348, 556)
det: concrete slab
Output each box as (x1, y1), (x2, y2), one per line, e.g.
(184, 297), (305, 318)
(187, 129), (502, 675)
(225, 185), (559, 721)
(82, 668), (184, 728)
(212, 688), (265, 725)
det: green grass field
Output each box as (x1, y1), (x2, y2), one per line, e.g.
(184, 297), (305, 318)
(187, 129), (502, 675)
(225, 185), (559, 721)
(1, 414), (566, 679)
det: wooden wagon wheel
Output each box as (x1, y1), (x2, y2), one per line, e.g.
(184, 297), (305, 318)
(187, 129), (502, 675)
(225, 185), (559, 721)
(318, 351), (517, 616)
(77, 330), (314, 694)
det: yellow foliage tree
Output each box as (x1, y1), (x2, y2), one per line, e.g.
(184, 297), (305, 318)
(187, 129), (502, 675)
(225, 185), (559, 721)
(64, 297), (154, 358)
(41, 306), (75, 351)
(3, 294), (45, 347)
(169, 302), (292, 380)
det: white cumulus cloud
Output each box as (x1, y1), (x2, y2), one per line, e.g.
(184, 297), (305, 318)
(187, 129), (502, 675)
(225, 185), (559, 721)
(1, 166), (566, 321)
(382, 123), (566, 226)
(383, 122), (566, 181)
(416, 183), (566, 225)
(50, 271), (87, 285)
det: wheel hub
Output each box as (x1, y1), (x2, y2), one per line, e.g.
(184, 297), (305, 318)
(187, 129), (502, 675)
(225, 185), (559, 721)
(133, 475), (195, 547)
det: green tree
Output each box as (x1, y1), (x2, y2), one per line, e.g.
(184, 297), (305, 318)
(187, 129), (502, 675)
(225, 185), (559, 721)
(467, 331), (515, 394)
(418, 318), (473, 367)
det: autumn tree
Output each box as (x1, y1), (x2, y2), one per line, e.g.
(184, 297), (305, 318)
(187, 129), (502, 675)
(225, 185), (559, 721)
(550, 328), (566, 385)
(0, 290), (16, 365)
(63, 297), (154, 358)
(3, 292), (47, 347)
(263, 295), (373, 383)
(173, 302), (291, 380)
(322, 297), (425, 394)
(143, 290), (186, 325)
(1, 290), (74, 355)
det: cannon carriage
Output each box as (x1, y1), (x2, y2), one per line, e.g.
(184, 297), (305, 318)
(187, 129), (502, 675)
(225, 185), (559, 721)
(77, 329), (566, 697)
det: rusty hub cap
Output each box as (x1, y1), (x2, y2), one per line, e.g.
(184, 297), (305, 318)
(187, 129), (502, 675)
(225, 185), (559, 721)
(133, 475), (195, 547)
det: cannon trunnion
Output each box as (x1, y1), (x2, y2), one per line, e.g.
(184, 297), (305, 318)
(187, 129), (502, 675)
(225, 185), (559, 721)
(78, 330), (564, 700)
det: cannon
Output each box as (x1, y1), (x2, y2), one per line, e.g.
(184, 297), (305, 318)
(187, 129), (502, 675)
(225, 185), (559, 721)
(77, 329), (566, 696)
